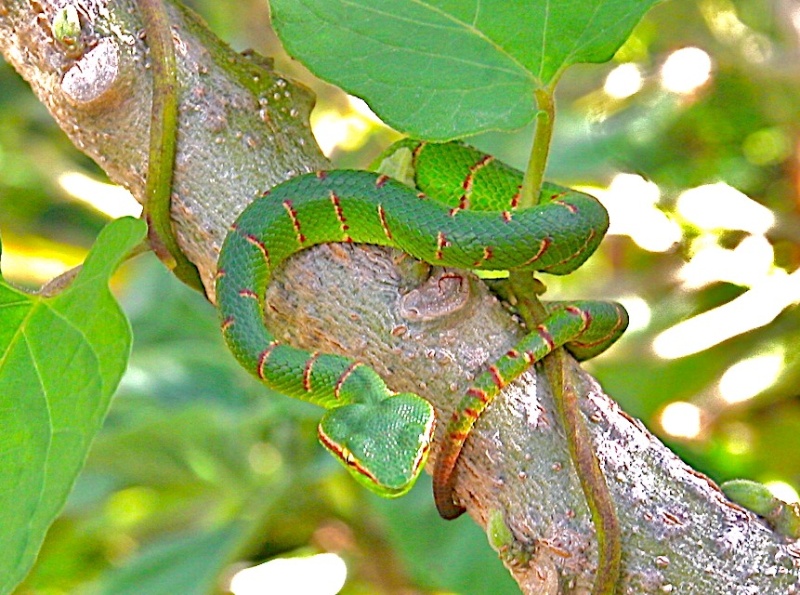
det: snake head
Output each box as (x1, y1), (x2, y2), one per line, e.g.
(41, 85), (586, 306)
(318, 393), (435, 497)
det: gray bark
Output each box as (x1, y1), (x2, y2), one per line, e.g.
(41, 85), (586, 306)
(1, 0), (798, 592)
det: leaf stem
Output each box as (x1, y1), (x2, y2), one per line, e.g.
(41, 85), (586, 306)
(38, 240), (150, 297)
(518, 88), (555, 208)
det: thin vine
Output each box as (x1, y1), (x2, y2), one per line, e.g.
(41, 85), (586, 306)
(138, 0), (204, 292)
(510, 86), (622, 595)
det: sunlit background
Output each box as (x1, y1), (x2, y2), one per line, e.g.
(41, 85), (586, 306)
(3, 0), (800, 593)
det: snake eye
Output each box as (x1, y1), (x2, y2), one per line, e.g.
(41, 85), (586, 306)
(342, 448), (356, 466)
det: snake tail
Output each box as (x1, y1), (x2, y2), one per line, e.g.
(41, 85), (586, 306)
(433, 301), (628, 519)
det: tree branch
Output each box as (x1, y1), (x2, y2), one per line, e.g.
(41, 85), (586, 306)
(0, 0), (324, 295)
(1, 1), (799, 592)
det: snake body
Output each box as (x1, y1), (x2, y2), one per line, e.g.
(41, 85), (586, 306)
(216, 140), (627, 509)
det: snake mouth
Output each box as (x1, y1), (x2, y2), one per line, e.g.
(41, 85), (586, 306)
(317, 423), (432, 496)
(317, 425), (382, 486)
(411, 412), (436, 476)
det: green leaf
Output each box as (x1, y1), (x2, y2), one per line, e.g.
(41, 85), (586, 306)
(270, 0), (663, 139)
(98, 525), (246, 595)
(0, 217), (146, 594)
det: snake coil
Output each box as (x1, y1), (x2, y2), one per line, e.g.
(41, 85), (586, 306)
(216, 140), (627, 515)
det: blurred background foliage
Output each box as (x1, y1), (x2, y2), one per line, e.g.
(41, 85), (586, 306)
(2, 0), (800, 593)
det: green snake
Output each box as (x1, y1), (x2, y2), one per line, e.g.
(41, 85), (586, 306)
(216, 140), (628, 515)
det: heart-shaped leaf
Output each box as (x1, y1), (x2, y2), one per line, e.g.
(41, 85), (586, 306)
(0, 217), (146, 593)
(270, 0), (663, 139)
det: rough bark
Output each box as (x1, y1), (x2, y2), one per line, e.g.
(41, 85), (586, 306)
(1, 1), (798, 593)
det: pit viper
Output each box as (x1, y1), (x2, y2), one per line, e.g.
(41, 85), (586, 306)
(215, 139), (628, 516)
